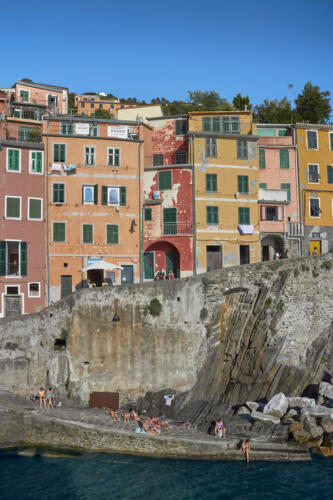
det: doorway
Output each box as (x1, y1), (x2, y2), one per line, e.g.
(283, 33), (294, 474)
(61, 275), (72, 299)
(87, 269), (104, 286)
(240, 245), (250, 265)
(310, 240), (321, 255)
(144, 252), (154, 279)
(262, 245), (270, 261)
(206, 245), (222, 271)
(166, 250), (178, 277)
(121, 265), (133, 284)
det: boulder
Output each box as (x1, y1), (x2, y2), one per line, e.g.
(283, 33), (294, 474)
(289, 421), (304, 432)
(321, 416), (333, 434)
(322, 432), (333, 448)
(293, 429), (312, 443)
(302, 414), (323, 439)
(312, 446), (333, 457)
(319, 382), (333, 400)
(251, 410), (280, 425)
(264, 393), (288, 418)
(245, 401), (259, 412)
(316, 396), (325, 406)
(237, 406), (251, 415)
(283, 409), (299, 424)
(306, 436), (323, 448)
(287, 397), (315, 408)
(301, 405), (333, 418)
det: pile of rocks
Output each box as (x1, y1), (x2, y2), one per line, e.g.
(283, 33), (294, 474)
(238, 382), (333, 457)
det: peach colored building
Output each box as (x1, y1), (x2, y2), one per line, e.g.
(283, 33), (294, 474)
(75, 94), (130, 118)
(257, 124), (301, 259)
(42, 116), (152, 303)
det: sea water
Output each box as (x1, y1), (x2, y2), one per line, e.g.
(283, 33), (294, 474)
(0, 449), (332, 500)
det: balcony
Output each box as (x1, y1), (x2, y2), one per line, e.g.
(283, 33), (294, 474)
(163, 221), (193, 236)
(259, 188), (288, 203)
(288, 222), (304, 237)
(174, 152), (188, 164)
(11, 105), (45, 121)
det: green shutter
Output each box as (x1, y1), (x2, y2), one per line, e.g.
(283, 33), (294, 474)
(107, 225), (119, 244)
(159, 170), (172, 190)
(20, 242), (27, 276)
(222, 117), (230, 133)
(259, 148), (266, 169)
(53, 223), (65, 242)
(307, 131), (317, 149)
(83, 224), (93, 243)
(238, 207), (250, 225)
(259, 183), (267, 189)
(145, 207), (152, 221)
(206, 174), (217, 192)
(212, 117), (220, 132)
(279, 149), (289, 169)
(175, 120), (186, 135)
(120, 187), (126, 206)
(53, 184), (65, 203)
(153, 154), (164, 166)
(6, 197), (20, 218)
(94, 184), (98, 204)
(281, 183), (291, 202)
(163, 208), (177, 234)
(207, 206), (218, 224)
(238, 176), (248, 194)
(0, 241), (6, 276)
(328, 166), (333, 184)
(8, 149), (19, 171)
(36, 152), (42, 173)
(29, 199), (41, 219)
(237, 141), (247, 159)
(114, 149), (120, 166)
(202, 117), (211, 132)
(102, 186), (108, 205)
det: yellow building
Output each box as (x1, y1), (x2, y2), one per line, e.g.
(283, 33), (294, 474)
(188, 111), (260, 271)
(295, 123), (333, 255)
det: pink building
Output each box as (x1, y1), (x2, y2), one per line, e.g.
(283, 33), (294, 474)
(257, 125), (301, 259)
(0, 138), (45, 317)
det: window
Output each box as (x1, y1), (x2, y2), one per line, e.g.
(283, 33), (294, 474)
(108, 148), (120, 167)
(81, 101), (85, 108)
(99, 104), (103, 109)
(153, 154), (164, 166)
(85, 146), (96, 165)
(175, 152), (188, 164)
(5, 196), (21, 219)
(82, 185), (97, 204)
(328, 165), (333, 184)
(163, 208), (177, 234)
(61, 123), (74, 135)
(280, 183), (291, 202)
(310, 198), (320, 217)
(19, 90), (29, 102)
(28, 282), (40, 298)
(259, 148), (266, 169)
(202, 116), (240, 134)
(102, 186), (126, 206)
(260, 206), (283, 221)
(89, 124), (98, 136)
(308, 164), (319, 183)
(205, 138), (217, 158)
(259, 183), (267, 189)
(7, 148), (20, 172)
(145, 208), (152, 221)
(330, 132), (333, 151)
(307, 130), (318, 149)
(18, 127), (33, 141)
(53, 183), (65, 203)
(279, 149), (290, 169)
(29, 151), (43, 174)
(239, 245), (250, 265)
(238, 207), (250, 225)
(266, 206), (278, 221)
(83, 224), (93, 243)
(206, 206), (218, 224)
(53, 222), (66, 242)
(206, 174), (217, 192)
(53, 144), (66, 162)
(278, 129), (287, 136)
(28, 198), (42, 220)
(91, 102), (95, 109)
(159, 170), (172, 190)
(0, 241), (27, 277)
(237, 175), (248, 194)
(237, 140), (248, 160)
(106, 224), (119, 244)
(175, 119), (187, 135)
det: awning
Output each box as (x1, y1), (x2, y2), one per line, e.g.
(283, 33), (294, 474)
(81, 261), (123, 272)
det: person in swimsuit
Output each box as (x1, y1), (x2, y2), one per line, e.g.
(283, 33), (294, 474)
(47, 388), (54, 408)
(214, 418), (226, 438)
(241, 439), (251, 463)
(38, 387), (46, 408)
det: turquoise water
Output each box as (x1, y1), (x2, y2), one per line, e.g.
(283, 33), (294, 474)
(1, 450), (333, 500)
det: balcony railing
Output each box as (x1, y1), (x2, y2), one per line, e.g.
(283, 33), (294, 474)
(288, 222), (304, 237)
(174, 152), (188, 164)
(163, 221), (193, 235)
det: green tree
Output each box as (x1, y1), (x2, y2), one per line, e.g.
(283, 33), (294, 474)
(187, 90), (232, 110)
(29, 127), (42, 142)
(67, 92), (76, 113)
(295, 81), (331, 123)
(94, 108), (111, 119)
(254, 98), (296, 123)
(233, 93), (252, 110)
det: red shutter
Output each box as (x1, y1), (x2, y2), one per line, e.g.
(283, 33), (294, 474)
(260, 206), (266, 220)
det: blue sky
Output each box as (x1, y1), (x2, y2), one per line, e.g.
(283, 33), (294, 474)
(1, 0), (332, 108)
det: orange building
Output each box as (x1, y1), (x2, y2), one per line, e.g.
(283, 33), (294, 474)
(75, 94), (130, 119)
(42, 115), (152, 302)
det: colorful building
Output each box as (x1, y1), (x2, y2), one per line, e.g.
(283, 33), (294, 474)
(143, 115), (193, 279)
(75, 94), (128, 118)
(295, 123), (333, 255)
(257, 124), (301, 259)
(188, 111), (260, 271)
(0, 138), (46, 317)
(42, 115), (152, 302)
(118, 104), (163, 123)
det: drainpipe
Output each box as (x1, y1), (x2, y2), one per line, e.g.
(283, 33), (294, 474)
(191, 134), (197, 276)
(46, 126), (50, 306)
(138, 138), (143, 283)
(293, 126), (302, 255)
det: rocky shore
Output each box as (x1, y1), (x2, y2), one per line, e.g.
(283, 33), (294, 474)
(0, 390), (309, 461)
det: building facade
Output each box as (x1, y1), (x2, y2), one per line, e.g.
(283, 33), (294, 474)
(143, 116), (193, 279)
(75, 94), (128, 119)
(295, 123), (333, 255)
(0, 139), (45, 317)
(257, 124), (301, 259)
(188, 111), (260, 271)
(43, 115), (151, 302)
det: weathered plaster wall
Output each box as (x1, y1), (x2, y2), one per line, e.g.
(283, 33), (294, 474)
(0, 255), (333, 409)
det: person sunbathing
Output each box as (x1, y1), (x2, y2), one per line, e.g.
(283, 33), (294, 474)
(153, 416), (171, 430)
(143, 419), (160, 435)
(110, 410), (120, 421)
(122, 411), (131, 422)
(129, 409), (140, 421)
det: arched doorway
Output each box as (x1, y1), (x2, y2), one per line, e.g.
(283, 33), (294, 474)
(144, 241), (180, 279)
(261, 234), (284, 261)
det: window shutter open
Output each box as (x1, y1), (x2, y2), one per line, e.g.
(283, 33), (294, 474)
(277, 206), (283, 221)
(94, 184), (98, 204)
(36, 152), (42, 173)
(20, 242), (27, 276)
(0, 241), (6, 276)
(120, 187), (126, 206)
(82, 185), (85, 204)
(102, 186), (108, 205)
(260, 206), (266, 220)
